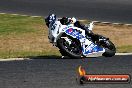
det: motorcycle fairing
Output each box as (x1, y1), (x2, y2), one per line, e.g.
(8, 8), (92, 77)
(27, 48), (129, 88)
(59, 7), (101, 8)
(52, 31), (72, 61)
(64, 27), (105, 56)
(82, 42), (105, 55)
(65, 28), (85, 40)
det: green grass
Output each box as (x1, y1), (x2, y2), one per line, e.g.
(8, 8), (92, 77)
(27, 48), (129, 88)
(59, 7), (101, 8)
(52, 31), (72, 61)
(0, 14), (60, 58)
(0, 14), (131, 59)
(0, 14), (44, 36)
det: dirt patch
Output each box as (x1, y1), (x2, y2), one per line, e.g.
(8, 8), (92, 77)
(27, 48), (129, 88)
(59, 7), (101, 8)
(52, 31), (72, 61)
(93, 24), (132, 47)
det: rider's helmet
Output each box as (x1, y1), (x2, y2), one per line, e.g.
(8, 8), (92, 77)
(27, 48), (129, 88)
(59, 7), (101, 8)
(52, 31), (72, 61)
(60, 16), (77, 25)
(60, 17), (70, 25)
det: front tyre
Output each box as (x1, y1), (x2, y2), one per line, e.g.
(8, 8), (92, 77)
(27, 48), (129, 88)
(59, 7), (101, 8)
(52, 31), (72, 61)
(102, 40), (116, 57)
(57, 34), (82, 58)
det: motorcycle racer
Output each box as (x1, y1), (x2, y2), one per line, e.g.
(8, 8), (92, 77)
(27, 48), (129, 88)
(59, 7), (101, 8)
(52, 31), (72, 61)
(45, 14), (92, 36)
(45, 14), (105, 43)
(60, 16), (99, 42)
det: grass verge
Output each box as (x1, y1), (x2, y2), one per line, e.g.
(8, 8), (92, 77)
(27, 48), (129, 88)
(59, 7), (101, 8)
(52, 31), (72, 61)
(0, 14), (60, 58)
(0, 14), (132, 58)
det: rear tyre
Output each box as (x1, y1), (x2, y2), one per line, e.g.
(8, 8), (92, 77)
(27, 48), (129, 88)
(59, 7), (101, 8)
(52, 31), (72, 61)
(57, 34), (82, 59)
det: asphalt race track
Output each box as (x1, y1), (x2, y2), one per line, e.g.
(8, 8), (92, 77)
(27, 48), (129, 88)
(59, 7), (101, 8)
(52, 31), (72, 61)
(0, 55), (132, 88)
(0, 0), (132, 23)
(0, 0), (132, 88)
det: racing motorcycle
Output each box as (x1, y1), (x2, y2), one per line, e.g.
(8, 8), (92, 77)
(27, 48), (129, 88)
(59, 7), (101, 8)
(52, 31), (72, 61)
(45, 14), (116, 58)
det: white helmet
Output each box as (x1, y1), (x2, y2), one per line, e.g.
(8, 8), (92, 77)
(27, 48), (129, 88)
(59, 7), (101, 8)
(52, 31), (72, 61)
(70, 17), (77, 24)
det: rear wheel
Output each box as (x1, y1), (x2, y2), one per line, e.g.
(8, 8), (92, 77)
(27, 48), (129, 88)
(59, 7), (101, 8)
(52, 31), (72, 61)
(57, 34), (82, 58)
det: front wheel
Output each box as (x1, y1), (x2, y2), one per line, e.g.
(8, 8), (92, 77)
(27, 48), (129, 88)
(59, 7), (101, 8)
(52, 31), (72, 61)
(57, 34), (82, 58)
(91, 34), (116, 57)
(101, 40), (116, 57)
